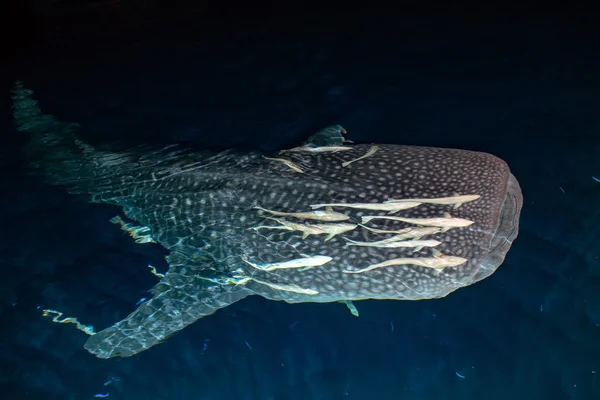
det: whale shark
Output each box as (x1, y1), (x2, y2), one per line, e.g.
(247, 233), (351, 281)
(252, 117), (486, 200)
(12, 81), (523, 359)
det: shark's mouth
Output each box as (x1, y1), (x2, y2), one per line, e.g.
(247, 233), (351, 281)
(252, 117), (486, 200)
(475, 173), (523, 282)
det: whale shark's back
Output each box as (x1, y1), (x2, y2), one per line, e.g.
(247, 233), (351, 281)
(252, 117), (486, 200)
(12, 82), (522, 358)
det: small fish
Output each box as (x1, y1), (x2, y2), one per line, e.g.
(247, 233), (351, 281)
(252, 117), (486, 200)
(258, 217), (357, 241)
(280, 145), (352, 153)
(390, 320), (395, 332)
(385, 193), (480, 209)
(254, 205), (349, 221)
(94, 394), (109, 398)
(228, 274), (319, 295)
(344, 232), (416, 246)
(262, 156), (304, 173)
(242, 254), (332, 272)
(559, 186), (565, 194)
(289, 321), (299, 328)
(361, 212), (474, 232)
(345, 239), (441, 250)
(359, 226), (441, 239)
(593, 176), (600, 183)
(342, 145), (379, 167)
(245, 341), (252, 350)
(343, 250), (467, 274)
(310, 201), (421, 213)
(304, 222), (358, 241)
(455, 371), (466, 379)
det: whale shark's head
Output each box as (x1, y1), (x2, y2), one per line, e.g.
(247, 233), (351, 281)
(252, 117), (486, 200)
(228, 142), (522, 302)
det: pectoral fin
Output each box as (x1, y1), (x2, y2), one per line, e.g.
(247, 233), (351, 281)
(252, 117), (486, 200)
(344, 300), (359, 317)
(84, 265), (252, 359)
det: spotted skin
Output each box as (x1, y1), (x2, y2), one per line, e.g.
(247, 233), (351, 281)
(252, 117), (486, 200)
(12, 82), (523, 358)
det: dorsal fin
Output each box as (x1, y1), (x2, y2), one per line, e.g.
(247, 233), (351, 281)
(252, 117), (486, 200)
(303, 125), (348, 147)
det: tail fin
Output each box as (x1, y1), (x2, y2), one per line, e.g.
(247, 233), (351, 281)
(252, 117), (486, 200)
(11, 81), (90, 188)
(11, 81), (165, 201)
(14, 82), (254, 358)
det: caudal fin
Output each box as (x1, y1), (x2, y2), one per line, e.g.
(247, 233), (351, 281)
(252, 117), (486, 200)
(11, 81), (90, 188)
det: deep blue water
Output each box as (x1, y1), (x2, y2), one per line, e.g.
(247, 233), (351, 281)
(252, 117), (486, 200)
(1, 2), (599, 399)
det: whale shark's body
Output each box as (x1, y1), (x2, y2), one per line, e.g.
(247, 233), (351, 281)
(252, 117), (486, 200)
(12, 82), (522, 358)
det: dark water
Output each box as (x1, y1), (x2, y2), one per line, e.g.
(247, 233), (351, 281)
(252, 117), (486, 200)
(1, 2), (599, 399)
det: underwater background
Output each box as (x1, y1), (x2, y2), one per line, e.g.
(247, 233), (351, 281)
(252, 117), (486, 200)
(0, 1), (599, 399)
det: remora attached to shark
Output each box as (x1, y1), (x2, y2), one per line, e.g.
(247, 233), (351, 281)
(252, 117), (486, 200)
(12, 82), (523, 359)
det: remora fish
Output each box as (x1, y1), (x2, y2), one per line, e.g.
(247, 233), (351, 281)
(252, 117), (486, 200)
(361, 212), (475, 232)
(253, 205), (349, 221)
